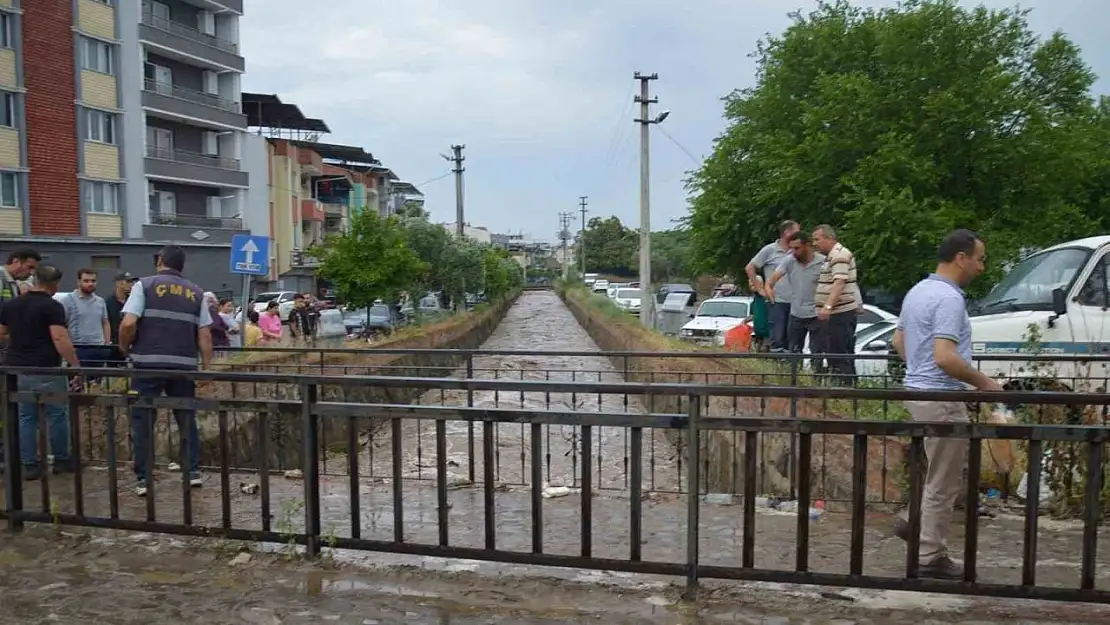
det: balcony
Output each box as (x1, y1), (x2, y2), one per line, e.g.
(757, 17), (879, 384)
(322, 201), (346, 216)
(139, 11), (245, 72)
(142, 79), (247, 129)
(143, 212), (245, 244)
(148, 212), (243, 230)
(300, 198), (325, 222)
(145, 144), (249, 188)
(290, 250), (321, 268)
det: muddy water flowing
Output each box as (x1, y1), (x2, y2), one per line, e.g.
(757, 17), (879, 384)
(348, 291), (682, 491)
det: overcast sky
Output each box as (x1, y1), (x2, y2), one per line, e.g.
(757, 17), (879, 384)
(241, 1), (1108, 242)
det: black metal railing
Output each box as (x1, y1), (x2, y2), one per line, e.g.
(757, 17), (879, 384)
(143, 78), (240, 113)
(3, 366), (1109, 603)
(146, 144), (240, 171)
(141, 11), (239, 54)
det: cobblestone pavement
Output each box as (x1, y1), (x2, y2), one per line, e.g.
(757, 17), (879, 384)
(0, 526), (1108, 624)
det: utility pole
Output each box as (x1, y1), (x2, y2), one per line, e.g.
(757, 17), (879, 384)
(578, 196), (588, 277)
(558, 212), (573, 281)
(447, 145), (465, 237)
(634, 72), (665, 328)
(444, 145), (466, 312)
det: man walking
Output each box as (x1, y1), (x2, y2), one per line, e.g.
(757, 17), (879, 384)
(288, 294), (313, 345)
(891, 229), (1000, 579)
(746, 221), (799, 353)
(54, 268), (111, 374)
(766, 231), (826, 355)
(812, 225), (859, 383)
(118, 245), (213, 496)
(0, 265), (81, 480)
(1, 249), (41, 360)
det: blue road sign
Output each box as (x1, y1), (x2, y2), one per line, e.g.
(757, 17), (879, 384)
(229, 234), (270, 276)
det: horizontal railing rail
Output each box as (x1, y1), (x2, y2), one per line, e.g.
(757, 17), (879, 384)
(2, 367), (1108, 603)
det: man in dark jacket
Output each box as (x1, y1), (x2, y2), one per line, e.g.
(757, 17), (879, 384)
(118, 245), (212, 496)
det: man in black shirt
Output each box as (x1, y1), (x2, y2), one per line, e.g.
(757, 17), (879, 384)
(0, 264), (81, 480)
(104, 270), (136, 365)
(288, 294), (313, 345)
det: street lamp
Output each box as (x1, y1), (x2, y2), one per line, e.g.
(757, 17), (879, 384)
(634, 71), (667, 329)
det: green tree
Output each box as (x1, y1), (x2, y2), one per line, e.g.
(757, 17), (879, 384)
(439, 237), (486, 308)
(688, 0), (1107, 295)
(579, 216), (637, 275)
(483, 246), (523, 299)
(311, 211), (423, 309)
(648, 228), (694, 282)
(401, 217), (451, 307)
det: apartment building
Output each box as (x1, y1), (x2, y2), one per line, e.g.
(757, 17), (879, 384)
(0, 0), (262, 298)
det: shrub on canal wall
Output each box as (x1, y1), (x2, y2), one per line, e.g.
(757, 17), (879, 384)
(80, 292), (521, 471)
(557, 283), (906, 505)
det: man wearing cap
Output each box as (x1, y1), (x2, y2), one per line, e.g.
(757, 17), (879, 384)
(105, 270), (137, 366)
(118, 245), (213, 496)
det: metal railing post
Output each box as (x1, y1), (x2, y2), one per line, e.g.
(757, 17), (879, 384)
(2, 372), (22, 532)
(683, 393), (700, 601)
(788, 357), (799, 500)
(466, 353), (475, 483)
(301, 382), (321, 556)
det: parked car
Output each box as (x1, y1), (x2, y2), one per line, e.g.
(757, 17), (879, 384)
(613, 287), (643, 315)
(679, 296), (753, 346)
(655, 283), (697, 306)
(401, 294), (445, 320)
(856, 304), (898, 333)
(344, 303), (405, 337)
(252, 291), (297, 321)
(606, 282), (629, 299)
(591, 279), (610, 294)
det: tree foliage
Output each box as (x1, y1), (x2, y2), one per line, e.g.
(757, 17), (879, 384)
(687, 0), (1109, 295)
(311, 211), (423, 309)
(579, 216), (637, 275)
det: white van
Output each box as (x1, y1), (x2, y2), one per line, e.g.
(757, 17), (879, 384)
(970, 235), (1110, 387)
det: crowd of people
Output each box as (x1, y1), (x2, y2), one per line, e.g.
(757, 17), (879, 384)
(751, 223), (1003, 579)
(0, 245), (220, 495)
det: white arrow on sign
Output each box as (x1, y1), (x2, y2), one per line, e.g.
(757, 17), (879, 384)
(240, 238), (259, 266)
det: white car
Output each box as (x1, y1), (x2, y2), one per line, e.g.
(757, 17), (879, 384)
(856, 304), (898, 333)
(606, 282), (629, 299)
(591, 279), (610, 294)
(252, 291), (298, 321)
(613, 287), (643, 315)
(679, 296), (753, 346)
(852, 319), (900, 379)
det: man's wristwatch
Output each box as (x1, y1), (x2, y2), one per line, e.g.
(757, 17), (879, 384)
(824, 305), (833, 311)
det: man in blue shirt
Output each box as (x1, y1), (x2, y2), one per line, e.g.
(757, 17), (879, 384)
(891, 229), (1001, 579)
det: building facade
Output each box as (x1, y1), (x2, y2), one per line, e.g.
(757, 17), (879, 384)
(0, 0), (258, 296)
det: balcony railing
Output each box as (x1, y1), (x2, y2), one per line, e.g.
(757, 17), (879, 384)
(148, 212), (243, 230)
(290, 250), (321, 268)
(141, 10), (239, 54)
(322, 201), (345, 216)
(146, 144), (240, 171)
(143, 78), (239, 113)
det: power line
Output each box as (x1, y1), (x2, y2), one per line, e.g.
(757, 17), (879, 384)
(412, 171), (454, 188)
(655, 125), (701, 165)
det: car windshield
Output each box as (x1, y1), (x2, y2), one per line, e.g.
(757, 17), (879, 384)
(972, 247), (1091, 316)
(696, 300), (748, 318)
(855, 320), (897, 344)
(254, 292), (282, 303)
(369, 305), (390, 317)
(617, 289), (641, 299)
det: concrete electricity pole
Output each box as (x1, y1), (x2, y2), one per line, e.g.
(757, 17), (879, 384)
(558, 212), (573, 281)
(446, 145), (466, 237)
(578, 196), (588, 276)
(634, 72), (668, 328)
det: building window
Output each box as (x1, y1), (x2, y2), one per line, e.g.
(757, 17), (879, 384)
(86, 109), (115, 144)
(0, 14), (11, 50)
(0, 172), (17, 208)
(81, 38), (114, 75)
(84, 181), (118, 214)
(0, 92), (14, 128)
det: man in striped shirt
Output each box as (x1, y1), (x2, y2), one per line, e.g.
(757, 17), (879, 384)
(813, 225), (859, 383)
